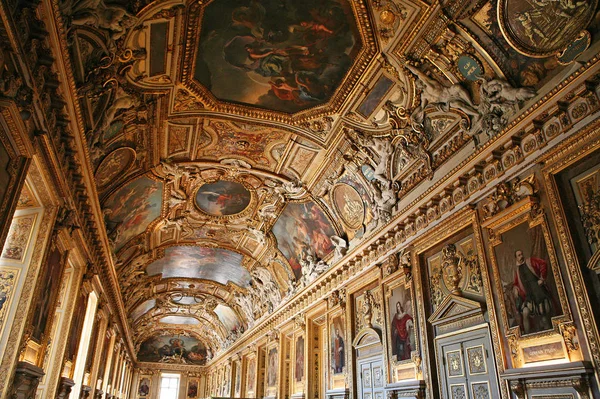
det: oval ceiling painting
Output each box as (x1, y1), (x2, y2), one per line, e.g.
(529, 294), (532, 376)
(138, 334), (208, 365)
(195, 180), (251, 216)
(194, 0), (362, 113)
(103, 176), (163, 252)
(95, 147), (135, 189)
(272, 201), (336, 279)
(146, 246), (251, 287)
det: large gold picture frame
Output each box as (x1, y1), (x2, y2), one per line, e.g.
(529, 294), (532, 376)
(383, 272), (418, 383)
(482, 194), (572, 367)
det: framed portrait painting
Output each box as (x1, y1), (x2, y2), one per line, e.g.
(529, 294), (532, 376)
(294, 335), (304, 383)
(138, 377), (151, 397)
(483, 194), (571, 367)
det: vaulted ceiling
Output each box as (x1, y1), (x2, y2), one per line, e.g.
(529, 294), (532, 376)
(52, 0), (600, 364)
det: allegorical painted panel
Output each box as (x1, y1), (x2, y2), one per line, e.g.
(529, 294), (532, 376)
(95, 147), (135, 189)
(199, 120), (288, 169)
(272, 201), (335, 278)
(498, 0), (597, 57)
(1, 214), (37, 262)
(138, 334), (208, 365)
(388, 285), (415, 363)
(294, 335), (304, 382)
(194, 0), (361, 113)
(246, 356), (256, 393)
(103, 176), (163, 251)
(267, 347), (278, 387)
(195, 180), (252, 216)
(146, 246), (251, 287)
(332, 183), (365, 231)
(330, 315), (346, 375)
(492, 221), (562, 335)
(357, 75), (394, 118)
(215, 304), (243, 332)
(130, 299), (156, 321)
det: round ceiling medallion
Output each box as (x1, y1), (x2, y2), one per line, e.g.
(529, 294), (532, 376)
(498, 0), (597, 58)
(195, 180), (252, 216)
(94, 147), (135, 188)
(332, 183), (365, 230)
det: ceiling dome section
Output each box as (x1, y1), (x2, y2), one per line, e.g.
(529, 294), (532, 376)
(145, 246), (252, 287)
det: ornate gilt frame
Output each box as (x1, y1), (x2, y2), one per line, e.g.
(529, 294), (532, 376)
(540, 120), (600, 374)
(482, 195), (572, 368)
(327, 307), (347, 390)
(383, 271), (419, 383)
(412, 208), (505, 399)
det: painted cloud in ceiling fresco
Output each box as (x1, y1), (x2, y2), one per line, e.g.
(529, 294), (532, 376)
(272, 201), (335, 279)
(145, 246), (251, 287)
(103, 176), (163, 251)
(138, 334), (208, 365)
(159, 316), (200, 325)
(194, 0), (361, 113)
(214, 304), (242, 332)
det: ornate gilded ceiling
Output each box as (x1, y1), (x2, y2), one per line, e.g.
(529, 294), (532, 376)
(51, 0), (600, 364)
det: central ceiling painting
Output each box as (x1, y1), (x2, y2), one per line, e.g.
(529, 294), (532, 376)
(146, 246), (251, 287)
(194, 0), (361, 113)
(195, 180), (252, 216)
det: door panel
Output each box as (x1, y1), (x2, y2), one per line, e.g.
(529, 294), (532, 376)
(437, 328), (499, 399)
(357, 358), (384, 399)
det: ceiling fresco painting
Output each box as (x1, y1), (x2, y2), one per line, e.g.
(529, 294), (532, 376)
(95, 147), (136, 189)
(138, 335), (209, 365)
(41, 0), (600, 367)
(131, 299), (156, 321)
(145, 246), (251, 287)
(272, 201), (336, 278)
(214, 304), (243, 332)
(194, 0), (362, 113)
(103, 176), (163, 251)
(197, 120), (289, 169)
(195, 180), (252, 216)
(159, 316), (201, 325)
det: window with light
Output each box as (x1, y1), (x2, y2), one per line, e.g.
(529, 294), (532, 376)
(159, 373), (180, 399)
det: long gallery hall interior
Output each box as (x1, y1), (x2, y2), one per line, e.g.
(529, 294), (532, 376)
(3, 0), (600, 398)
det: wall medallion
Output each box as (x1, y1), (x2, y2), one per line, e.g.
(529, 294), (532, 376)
(497, 0), (597, 57)
(95, 147), (136, 189)
(332, 183), (365, 230)
(195, 180), (252, 216)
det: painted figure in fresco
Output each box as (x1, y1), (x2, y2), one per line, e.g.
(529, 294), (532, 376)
(138, 380), (149, 396)
(512, 250), (555, 333)
(332, 327), (345, 373)
(391, 301), (413, 361)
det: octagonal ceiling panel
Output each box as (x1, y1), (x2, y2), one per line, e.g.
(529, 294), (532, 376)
(194, 0), (361, 113)
(145, 246), (251, 287)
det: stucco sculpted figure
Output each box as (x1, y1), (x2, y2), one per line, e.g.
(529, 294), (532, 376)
(405, 63), (479, 125)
